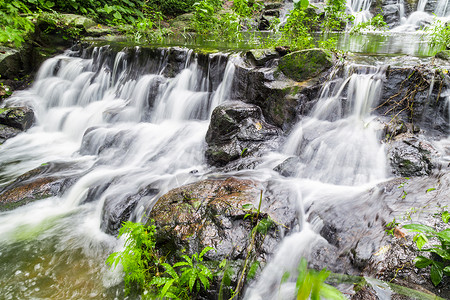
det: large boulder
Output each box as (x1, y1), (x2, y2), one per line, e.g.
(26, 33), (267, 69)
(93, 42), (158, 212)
(147, 177), (296, 262)
(278, 48), (333, 82)
(0, 106), (35, 131)
(205, 101), (281, 166)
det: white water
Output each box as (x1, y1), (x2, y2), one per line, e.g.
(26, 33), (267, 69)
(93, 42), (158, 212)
(0, 45), (444, 299)
(0, 46), (236, 299)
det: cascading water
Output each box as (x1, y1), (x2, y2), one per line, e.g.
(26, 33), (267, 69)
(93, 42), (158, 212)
(0, 45), (236, 299)
(244, 65), (388, 300)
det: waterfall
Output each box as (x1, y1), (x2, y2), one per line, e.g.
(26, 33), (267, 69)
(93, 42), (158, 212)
(0, 45), (235, 299)
(244, 65), (387, 299)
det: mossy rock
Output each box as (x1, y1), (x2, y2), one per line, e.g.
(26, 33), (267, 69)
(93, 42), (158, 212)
(435, 50), (450, 60)
(278, 48), (333, 82)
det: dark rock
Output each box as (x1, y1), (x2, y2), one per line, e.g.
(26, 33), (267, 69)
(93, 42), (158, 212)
(0, 106), (35, 130)
(263, 9), (281, 17)
(388, 135), (435, 177)
(435, 50), (450, 60)
(101, 187), (158, 236)
(275, 46), (291, 56)
(0, 124), (21, 144)
(205, 101), (281, 166)
(273, 156), (301, 177)
(162, 47), (190, 77)
(0, 162), (83, 211)
(278, 48), (333, 82)
(376, 66), (449, 136)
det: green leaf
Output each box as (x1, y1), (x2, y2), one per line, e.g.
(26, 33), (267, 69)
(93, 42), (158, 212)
(197, 272), (210, 289)
(181, 254), (193, 266)
(242, 204), (254, 210)
(425, 247), (450, 260)
(430, 263), (443, 286)
(413, 256), (433, 268)
(413, 233), (428, 250)
(403, 224), (436, 234)
(113, 11), (122, 19)
(281, 271), (290, 284)
(199, 246), (214, 259)
(443, 266), (450, 275)
(247, 261), (260, 280)
(296, 258), (308, 291)
(198, 264), (213, 279)
(159, 279), (175, 297)
(425, 188), (436, 193)
(436, 229), (450, 242)
(319, 283), (347, 300)
(162, 263), (179, 279)
(442, 211), (450, 223)
(173, 261), (189, 268)
(189, 269), (197, 291)
(300, 0), (309, 8)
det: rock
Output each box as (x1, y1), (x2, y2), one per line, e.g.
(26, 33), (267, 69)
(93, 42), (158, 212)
(273, 156), (301, 177)
(305, 174), (450, 298)
(59, 14), (97, 30)
(275, 46), (291, 56)
(245, 49), (279, 67)
(101, 186), (159, 236)
(0, 106), (34, 131)
(0, 124), (21, 144)
(162, 47), (191, 77)
(377, 66), (449, 136)
(263, 9), (281, 17)
(278, 48), (333, 82)
(351, 286), (378, 300)
(0, 48), (21, 80)
(147, 177), (293, 262)
(205, 101), (281, 166)
(231, 62), (322, 129)
(388, 135), (434, 177)
(0, 162), (82, 211)
(435, 50), (450, 60)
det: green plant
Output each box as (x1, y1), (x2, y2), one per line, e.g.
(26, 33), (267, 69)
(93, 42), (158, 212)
(107, 221), (216, 299)
(350, 14), (388, 34)
(281, 258), (346, 300)
(0, 1), (34, 47)
(425, 19), (450, 49)
(322, 0), (352, 32)
(402, 210), (450, 286)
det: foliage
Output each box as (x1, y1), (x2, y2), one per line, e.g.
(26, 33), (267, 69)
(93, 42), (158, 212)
(281, 258), (346, 300)
(322, 0), (353, 32)
(146, 0), (197, 17)
(402, 210), (450, 286)
(425, 19), (450, 49)
(106, 221), (216, 299)
(350, 14), (388, 34)
(0, 1), (34, 47)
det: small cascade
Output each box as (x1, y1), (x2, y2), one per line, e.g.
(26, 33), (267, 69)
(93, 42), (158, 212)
(0, 45), (235, 299)
(347, 0), (373, 24)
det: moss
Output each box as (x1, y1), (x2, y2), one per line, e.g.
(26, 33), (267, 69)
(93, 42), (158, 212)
(278, 48), (333, 82)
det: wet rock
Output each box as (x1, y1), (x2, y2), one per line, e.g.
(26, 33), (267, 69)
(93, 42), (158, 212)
(0, 106), (35, 131)
(245, 49), (279, 67)
(101, 187), (159, 236)
(377, 66), (449, 136)
(306, 174), (450, 298)
(435, 50), (450, 60)
(0, 124), (21, 144)
(387, 135), (434, 177)
(162, 47), (190, 77)
(0, 48), (22, 80)
(231, 62), (322, 129)
(273, 156), (301, 177)
(147, 177), (294, 263)
(0, 162), (82, 211)
(205, 101), (281, 166)
(278, 48), (333, 82)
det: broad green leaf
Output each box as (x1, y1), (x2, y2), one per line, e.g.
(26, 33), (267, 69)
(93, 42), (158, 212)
(162, 263), (179, 279)
(296, 258), (308, 291)
(436, 229), (450, 242)
(181, 254), (193, 266)
(443, 266), (450, 275)
(198, 264), (213, 279)
(150, 276), (170, 286)
(189, 269), (197, 291)
(403, 224), (436, 234)
(113, 11), (122, 19)
(242, 204), (254, 210)
(173, 261), (189, 268)
(300, 0), (310, 8)
(413, 256), (433, 268)
(413, 233), (428, 250)
(430, 263), (443, 286)
(425, 247), (450, 260)
(442, 211), (450, 223)
(320, 284), (347, 300)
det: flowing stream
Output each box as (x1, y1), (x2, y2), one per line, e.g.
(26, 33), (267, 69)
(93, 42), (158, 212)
(0, 43), (448, 299)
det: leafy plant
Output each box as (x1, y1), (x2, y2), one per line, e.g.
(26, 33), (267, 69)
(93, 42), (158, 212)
(402, 211), (450, 286)
(106, 220), (216, 299)
(322, 0), (352, 32)
(0, 1), (34, 47)
(425, 19), (450, 49)
(350, 14), (388, 34)
(281, 258), (346, 300)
